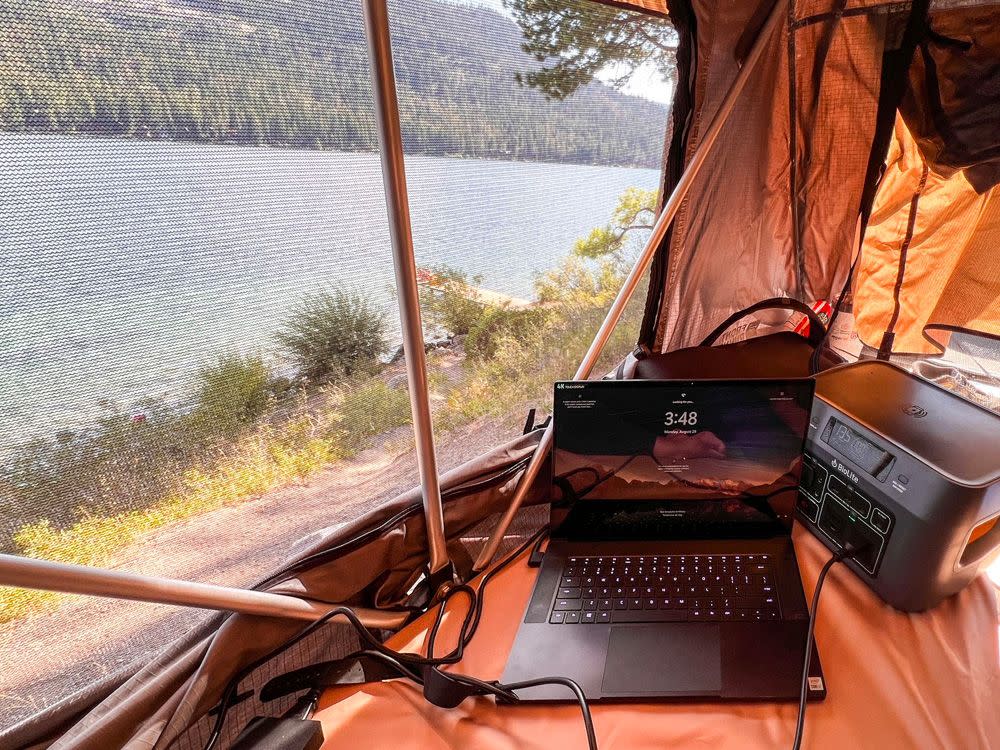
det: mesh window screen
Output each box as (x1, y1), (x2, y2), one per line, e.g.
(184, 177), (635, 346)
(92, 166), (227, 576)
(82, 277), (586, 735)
(0, 0), (674, 732)
(397, 0), (675, 435)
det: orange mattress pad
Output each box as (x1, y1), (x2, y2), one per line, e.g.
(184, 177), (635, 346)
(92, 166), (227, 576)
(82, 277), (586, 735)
(313, 527), (1000, 749)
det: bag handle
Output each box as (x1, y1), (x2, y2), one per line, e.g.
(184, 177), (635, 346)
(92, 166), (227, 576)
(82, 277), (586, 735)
(699, 297), (827, 349)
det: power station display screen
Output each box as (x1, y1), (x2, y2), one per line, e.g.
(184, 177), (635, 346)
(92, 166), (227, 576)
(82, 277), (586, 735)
(824, 418), (893, 476)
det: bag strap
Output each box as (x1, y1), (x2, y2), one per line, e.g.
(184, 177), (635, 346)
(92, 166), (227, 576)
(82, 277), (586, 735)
(699, 297), (827, 348)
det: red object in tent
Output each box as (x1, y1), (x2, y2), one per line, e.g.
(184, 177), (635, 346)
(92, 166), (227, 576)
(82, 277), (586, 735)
(793, 300), (833, 338)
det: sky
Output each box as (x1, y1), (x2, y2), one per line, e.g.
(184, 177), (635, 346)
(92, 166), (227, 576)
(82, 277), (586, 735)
(449, 0), (675, 105)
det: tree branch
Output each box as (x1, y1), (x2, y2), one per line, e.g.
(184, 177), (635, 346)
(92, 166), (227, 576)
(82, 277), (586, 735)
(632, 24), (679, 56)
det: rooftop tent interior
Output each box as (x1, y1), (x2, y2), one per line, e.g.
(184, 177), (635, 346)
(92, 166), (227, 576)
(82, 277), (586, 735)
(0, 0), (998, 748)
(638, 0), (1000, 400)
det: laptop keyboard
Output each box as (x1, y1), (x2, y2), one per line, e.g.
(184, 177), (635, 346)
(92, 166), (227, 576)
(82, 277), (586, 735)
(548, 554), (780, 624)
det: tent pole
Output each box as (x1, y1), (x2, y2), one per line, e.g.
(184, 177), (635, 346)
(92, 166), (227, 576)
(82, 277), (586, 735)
(363, 0), (449, 576)
(473, 0), (790, 572)
(0, 553), (408, 629)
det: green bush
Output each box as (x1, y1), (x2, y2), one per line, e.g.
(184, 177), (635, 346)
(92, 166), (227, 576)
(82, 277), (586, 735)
(418, 265), (487, 336)
(333, 380), (413, 453)
(0, 398), (195, 548)
(188, 353), (274, 438)
(464, 305), (549, 362)
(2, 416), (344, 622)
(276, 290), (388, 381)
(1, 187), (655, 622)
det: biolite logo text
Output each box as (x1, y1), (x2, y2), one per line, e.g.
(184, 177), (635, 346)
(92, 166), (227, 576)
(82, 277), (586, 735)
(830, 458), (859, 484)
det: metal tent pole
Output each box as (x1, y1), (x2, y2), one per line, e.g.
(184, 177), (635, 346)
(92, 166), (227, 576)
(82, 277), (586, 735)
(0, 554), (408, 629)
(363, 0), (449, 575)
(473, 0), (789, 572)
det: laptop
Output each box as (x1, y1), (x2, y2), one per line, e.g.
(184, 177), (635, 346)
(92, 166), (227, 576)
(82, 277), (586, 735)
(502, 378), (827, 701)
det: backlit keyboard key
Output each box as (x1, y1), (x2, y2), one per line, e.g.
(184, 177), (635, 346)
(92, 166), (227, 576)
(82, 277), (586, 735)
(550, 554), (779, 623)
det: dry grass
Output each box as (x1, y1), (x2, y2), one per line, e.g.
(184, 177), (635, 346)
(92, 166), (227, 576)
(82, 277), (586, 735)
(0, 418), (344, 623)
(0, 375), (423, 622)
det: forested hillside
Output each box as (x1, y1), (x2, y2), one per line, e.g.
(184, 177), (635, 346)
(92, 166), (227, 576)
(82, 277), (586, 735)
(0, 0), (669, 166)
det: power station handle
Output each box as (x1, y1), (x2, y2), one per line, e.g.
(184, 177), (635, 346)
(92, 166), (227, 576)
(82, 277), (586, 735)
(959, 516), (1000, 567)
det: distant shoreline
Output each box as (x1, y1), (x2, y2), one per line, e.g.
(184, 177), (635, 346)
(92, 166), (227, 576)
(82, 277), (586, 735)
(0, 127), (662, 171)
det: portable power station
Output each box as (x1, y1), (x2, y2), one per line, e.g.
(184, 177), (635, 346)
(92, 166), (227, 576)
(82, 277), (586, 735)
(796, 361), (1000, 611)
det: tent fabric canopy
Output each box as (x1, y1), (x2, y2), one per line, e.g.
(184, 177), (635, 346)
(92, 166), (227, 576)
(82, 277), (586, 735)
(855, 116), (1000, 356)
(645, 0), (1000, 364)
(648, 0), (888, 352)
(854, 2), (1000, 357)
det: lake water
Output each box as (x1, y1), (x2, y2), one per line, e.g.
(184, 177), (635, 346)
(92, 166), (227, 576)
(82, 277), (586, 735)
(0, 133), (658, 444)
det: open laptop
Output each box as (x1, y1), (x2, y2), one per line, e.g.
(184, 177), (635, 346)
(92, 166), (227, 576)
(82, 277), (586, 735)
(502, 378), (827, 701)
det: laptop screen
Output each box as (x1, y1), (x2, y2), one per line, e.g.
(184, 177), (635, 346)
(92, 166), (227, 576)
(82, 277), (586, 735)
(551, 379), (814, 539)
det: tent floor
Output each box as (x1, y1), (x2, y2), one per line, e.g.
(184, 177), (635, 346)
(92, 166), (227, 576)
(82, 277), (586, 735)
(311, 526), (1000, 749)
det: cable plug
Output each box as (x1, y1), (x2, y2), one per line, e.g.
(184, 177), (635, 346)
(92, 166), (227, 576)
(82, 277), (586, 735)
(835, 540), (868, 563)
(527, 528), (549, 568)
(422, 666), (484, 708)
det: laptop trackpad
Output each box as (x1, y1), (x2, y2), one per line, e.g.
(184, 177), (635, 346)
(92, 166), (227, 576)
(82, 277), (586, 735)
(602, 624), (722, 696)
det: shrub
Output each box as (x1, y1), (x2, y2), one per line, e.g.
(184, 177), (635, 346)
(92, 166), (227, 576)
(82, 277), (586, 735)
(535, 253), (625, 309)
(188, 353), (274, 438)
(418, 265), (487, 336)
(0, 399), (193, 545)
(276, 290), (387, 381)
(333, 380), (413, 453)
(1, 418), (345, 623)
(465, 305), (548, 362)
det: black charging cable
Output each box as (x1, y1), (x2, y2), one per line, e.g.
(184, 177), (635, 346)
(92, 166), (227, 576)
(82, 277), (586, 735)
(204, 527), (598, 750)
(345, 526), (597, 749)
(205, 542), (518, 750)
(792, 543), (859, 750)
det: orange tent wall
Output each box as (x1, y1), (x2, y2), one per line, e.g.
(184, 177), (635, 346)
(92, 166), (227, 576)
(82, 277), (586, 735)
(855, 117), (1000, 355)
